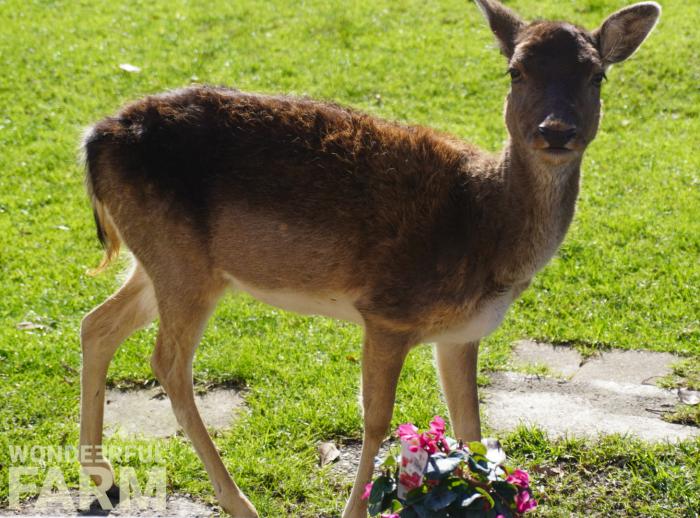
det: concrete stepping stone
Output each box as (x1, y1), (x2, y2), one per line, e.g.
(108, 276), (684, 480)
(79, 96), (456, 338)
(485, 342), (697, 442)
(104, 387), (245, 438)
(0, 490), (217, 517)
(573, 349), (679, 384)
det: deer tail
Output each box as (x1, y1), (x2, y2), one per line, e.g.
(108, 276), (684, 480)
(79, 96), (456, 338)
(82, 124), (122, 275)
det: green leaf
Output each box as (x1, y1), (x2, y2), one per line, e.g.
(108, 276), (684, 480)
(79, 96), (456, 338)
(404, 485), (429, 506)
(399, 507), (419, 518)
(476, 486), (495, 508)
(425, 455), (463, 480)
(399, 507), (420, 518)
(424, 485), (458, 511)
(468, 441), (487, 456)
(467, 456), (491, 476)
(368, 475), (396, 515)
(492, 480), (518, 503)
(409, 503), (431, 518)
(382, 453), (397, 468)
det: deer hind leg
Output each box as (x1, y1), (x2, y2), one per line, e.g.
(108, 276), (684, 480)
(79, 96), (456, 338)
(434, 341), (482, 442)
(149, 276), (258, 518)
(343, 327), (411, 518)
(80, 262), (157, 490)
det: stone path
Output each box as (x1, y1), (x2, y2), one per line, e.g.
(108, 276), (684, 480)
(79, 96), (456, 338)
(484, 340), (698, 442)
(0, 491), (216, 517)
(104, 387), (245, 438)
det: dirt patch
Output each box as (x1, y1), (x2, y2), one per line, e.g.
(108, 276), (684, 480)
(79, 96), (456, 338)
(328, 441), (394, 482)
(0, 490), (217, 517)
(485, 342), (698, 442)
(104, 387), (245, 438)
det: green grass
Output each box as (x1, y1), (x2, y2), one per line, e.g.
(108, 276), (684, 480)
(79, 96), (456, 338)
(0, 0), (698, 516)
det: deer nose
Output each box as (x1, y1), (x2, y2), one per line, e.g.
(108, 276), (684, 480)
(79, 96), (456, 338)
(537, 122), (577, 148)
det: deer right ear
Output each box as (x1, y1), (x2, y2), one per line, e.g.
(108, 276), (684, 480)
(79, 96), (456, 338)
(474, 0), (525, 59)
(593, 2), (661, 66)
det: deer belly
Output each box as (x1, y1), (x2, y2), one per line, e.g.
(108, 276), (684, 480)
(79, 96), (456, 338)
(225, 275), (363, 324)
(425, 293), (514, 345)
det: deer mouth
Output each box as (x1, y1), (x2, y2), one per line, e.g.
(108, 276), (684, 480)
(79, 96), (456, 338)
(542, 146), (574, 155)
(535, 145), (579, 163)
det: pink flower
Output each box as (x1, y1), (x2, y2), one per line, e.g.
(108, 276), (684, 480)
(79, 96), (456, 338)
(397, 422), (422, 452)
(506, 469), (530, 488)
(429, 415), (446, 437)
(361, 482), (373, 501)
(515, 490), (537, 514)
(381, 514), (400, 518)
(397, 423), (419, 441)
(419, 432), (439, 454)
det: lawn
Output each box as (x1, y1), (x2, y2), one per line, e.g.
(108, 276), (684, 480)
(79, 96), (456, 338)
(0, 0), (698, 516)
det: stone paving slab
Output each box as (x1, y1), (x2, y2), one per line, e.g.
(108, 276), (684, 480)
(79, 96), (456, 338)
(485, 371), (697, 442)
(573, 349), (678, 384)
(104, 387), (244, 438)
(0, 491), (217, 517)
(488, 343), (697, 442)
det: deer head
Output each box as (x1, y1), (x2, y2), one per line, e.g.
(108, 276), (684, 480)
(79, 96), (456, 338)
(475, 0), (660, 165)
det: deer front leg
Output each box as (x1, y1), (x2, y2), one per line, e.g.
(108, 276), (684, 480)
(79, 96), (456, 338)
(150, 282), (258, 518)
(342, 328), (412, 518)
(434, 341), (481, 442)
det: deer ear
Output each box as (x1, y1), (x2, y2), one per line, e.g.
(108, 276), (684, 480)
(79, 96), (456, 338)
(593, 2), (661, 66)
(474, 0), (525, 58)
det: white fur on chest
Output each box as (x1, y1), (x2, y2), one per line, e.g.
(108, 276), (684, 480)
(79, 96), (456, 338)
(225, 274), (363, 324)
(425, 290), (516, 345)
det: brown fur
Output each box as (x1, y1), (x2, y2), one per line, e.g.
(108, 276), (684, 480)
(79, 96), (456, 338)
(79, 2), (660, 517)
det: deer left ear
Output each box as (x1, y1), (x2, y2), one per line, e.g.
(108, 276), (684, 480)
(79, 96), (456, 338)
(474, 0), (526, 59)
(593, 2), (661, 66)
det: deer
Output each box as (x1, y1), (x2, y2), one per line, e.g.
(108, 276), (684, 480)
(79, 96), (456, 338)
(78, 1), (660, 516)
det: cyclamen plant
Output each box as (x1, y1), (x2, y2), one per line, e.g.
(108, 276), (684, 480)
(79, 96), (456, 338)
(362, 416), (536, 518)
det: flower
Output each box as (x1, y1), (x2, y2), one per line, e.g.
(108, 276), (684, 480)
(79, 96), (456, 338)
(397, 423), (419, 441)
(361, 482), (373, 501)
(381, 514), (400, 518)
(515, 490), (537, 514)
(398, 417), (450, 455)
(429, 415), (446, 438)
(397, 423), (421, 452)
(506, 468), (530, 488)
(419, 432), (439, 454)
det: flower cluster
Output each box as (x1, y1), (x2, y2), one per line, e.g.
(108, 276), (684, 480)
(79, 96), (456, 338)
(397, 416), (448, 455)
(362, 416), (536, 517)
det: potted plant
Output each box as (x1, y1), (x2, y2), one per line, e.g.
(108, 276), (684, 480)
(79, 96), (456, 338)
(363, 416), (536, 517)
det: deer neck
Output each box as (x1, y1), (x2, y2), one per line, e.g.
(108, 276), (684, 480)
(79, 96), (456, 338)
(494, 139), (582, 283)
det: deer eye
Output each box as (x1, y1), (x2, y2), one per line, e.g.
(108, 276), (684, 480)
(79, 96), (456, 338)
(592, 72), (607, 87)
(508, 68), (523, 82)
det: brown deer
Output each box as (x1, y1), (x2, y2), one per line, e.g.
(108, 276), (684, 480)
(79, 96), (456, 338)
(79, 1), (660, 516)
